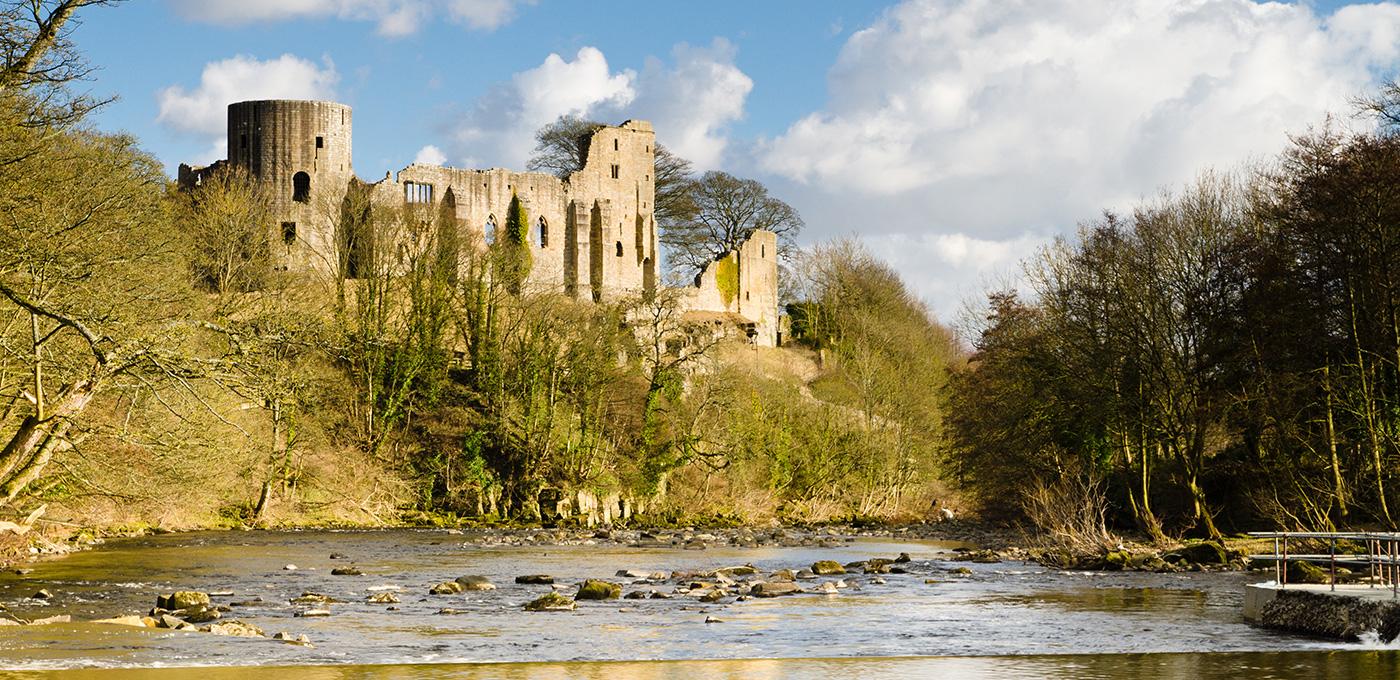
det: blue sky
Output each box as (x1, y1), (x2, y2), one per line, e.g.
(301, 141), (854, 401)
(68, 1), (1400, 322)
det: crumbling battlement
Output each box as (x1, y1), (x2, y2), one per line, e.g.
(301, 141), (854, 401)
(178, 99), (776, 346)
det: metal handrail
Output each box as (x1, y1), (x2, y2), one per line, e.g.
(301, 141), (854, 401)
(1246, 531), (1400, 598)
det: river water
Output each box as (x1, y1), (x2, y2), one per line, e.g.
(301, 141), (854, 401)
(0, 529), (1393, 677)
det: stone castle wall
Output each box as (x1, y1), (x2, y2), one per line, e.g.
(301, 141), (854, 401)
(179, 100), (776, 345)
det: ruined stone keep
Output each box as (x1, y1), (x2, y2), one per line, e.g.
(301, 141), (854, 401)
(179, 99), (779, 346)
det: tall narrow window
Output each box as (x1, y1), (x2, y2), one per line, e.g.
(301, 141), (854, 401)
(316, 136), (324, 149)
(538, 217), (549, 248)
(282, 222), (297, 245)
(485, 215), (497, 245)
(240, 134), (248, 150)
(613, 139), (619, 151)
(292, 172), (311, 203)
(610, 164), (620, 179)
(615, 241), (623, 257)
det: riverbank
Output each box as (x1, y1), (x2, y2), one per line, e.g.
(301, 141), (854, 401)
(1, 513), (1261, 581)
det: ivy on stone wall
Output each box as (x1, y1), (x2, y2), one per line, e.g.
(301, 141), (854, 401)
(498, 192), (532, 292)
(716, 254), (739, 308)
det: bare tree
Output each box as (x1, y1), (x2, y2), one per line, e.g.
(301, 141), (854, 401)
(0, 0), (121, 127)
(173, 165), (273, 298)
(664, 171), (803, 277)
(0, 129), (189, 504)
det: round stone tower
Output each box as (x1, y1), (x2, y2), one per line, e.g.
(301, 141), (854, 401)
(227, 100), (354, 273)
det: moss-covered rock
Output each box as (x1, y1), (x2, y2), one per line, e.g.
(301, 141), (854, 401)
(1102, 550), (1130, 570)
(524, 591), (577, 611)
(1166, 541), (1228, 565)
(429, 581), (465, 595)
(811, 560), (846, 575)
(1286, 559), (1331, 584)
(576, 579), (622, 600)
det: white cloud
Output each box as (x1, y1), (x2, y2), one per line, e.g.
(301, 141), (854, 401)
(447, 0), (526, 30)
(865, 231), (1049, 322)
(447, 47), (637, 169)
(762, 0), (1400, 205)
(167, 0), (533, 36)
(157, 54), (339, 137)
(414, 144), (447, 165)
(632, 39), (753, 170)
(443, 43), (753, 171)
(755, 0), (1400, 321)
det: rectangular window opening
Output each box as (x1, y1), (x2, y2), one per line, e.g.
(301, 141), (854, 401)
(281, 222), (297, 245)
(240, 134), (248, 150)
(316, 136), (324, 149)
(610, 164), (620, 179)
(613, 139), (619, 151)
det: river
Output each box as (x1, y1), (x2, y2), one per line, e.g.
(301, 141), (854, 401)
(0, 529), (1393, 677)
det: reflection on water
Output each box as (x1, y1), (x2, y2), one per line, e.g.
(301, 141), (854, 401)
(2, 651), (1399, 680)
(0, 530), (1379, 670)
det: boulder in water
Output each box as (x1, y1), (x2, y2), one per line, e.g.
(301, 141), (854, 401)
(750, 581), (801, 597)
(576, 579), (621, 600)
(524, 592), (577, 611)
(429, 581), (465, 595)
(811, 560), (846, 575)
(157, 591), (210, 611)
(454, 575), (496, 591)
(515, 574), (554, 585)
(204, 620), (264, 637)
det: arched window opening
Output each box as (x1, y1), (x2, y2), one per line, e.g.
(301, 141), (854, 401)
(538, 217), (549, 248)
(485, 215), (497, 245)
(615, 241), (623, 257)
(292, 171), (311, 203)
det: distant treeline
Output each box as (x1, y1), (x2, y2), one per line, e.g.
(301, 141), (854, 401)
(946, 95), (1400, 540)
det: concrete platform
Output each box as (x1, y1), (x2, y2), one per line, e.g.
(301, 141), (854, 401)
(1245, 582), (1400, 640)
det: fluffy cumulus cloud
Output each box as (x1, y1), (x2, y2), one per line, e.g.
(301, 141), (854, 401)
(758, 0), (1400, 319)
(443, 43), (753, 170)
(764, 0), (1400, 203)
(447, 47), (636, 168)
(157, 54), (340, 137)
(413, 144), (448, 166)
(631, 39), (753, 170)
(167, 0), (532, 36)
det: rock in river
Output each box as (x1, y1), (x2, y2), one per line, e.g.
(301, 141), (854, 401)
(156, 591), (210, 610)
(331, 567), (363, 576)
(516, 574), (554, 585)
(750, 581), (801, 597)
(366, 592), (400, 604)
(203, 620), (264, 638)
(524, 592), (577, 611)
(429, 581), (465, 595)
(576, 579), (622, 600)
(454, 575), (496, 591)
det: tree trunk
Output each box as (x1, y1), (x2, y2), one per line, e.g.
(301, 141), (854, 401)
(0, 380), (94, 505)
(1324, 365), (1348, 519)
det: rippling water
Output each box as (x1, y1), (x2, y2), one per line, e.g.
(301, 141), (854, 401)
(0, 530), (1389, 675)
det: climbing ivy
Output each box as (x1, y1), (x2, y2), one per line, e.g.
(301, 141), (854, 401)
(498, 191), (532, 292)
(716, 254), (738, 307)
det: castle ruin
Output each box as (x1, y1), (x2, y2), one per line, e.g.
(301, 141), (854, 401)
(179, 99), (779, 346)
